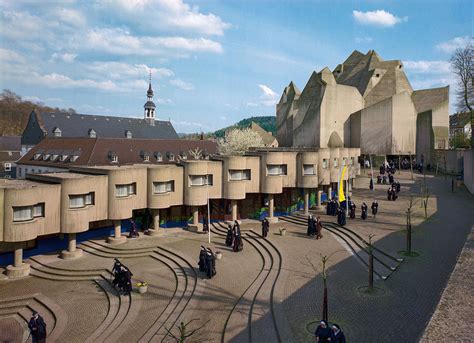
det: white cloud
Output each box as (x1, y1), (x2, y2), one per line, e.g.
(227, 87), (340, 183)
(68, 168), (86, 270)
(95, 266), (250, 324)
(0, 48), (25, 63)
(51, 52), (77, 63)
(246, 102), (258, 107)
(87, 62), (174, 79)
(170, 119), (210, 130)
(104, 0), (230, 36)
(355, 36), (373, 43)
(170, 78), (194, 91)
(352, 10), (407, 27)
(156, 98), (173, 105)
(54, 8), (86, 27)
(436, 36), (473, 54)
(403, 60), (451, 74)
(258, 84), (278, 107)
(23, 96), (42, 103)
(26, 72), (120, 91)
(81, 28), (223, 56)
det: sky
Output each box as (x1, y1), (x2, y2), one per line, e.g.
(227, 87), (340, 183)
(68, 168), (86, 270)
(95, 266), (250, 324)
(0, 0), (472, 133)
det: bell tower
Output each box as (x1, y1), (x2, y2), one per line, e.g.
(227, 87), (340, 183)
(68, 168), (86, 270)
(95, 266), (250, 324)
(144, 70), (156, 126)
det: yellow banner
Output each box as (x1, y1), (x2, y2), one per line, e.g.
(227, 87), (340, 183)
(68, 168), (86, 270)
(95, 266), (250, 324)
(338, 165), (347, 203)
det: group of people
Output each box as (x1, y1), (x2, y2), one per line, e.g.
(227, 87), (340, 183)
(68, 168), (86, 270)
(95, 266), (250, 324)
(307, 215), (323, 239)
(198, 246), (216, 279)
(112, 258), (133, 295)
(225, 220), (243, 252)
(261, 218), (270, 238)
(315, 320), (346, 342)
(387, 180), (401, 201)
(326, 198), (340, 216)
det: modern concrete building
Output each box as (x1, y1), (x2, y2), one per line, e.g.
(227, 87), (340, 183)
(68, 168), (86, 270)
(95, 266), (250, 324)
(1, 144), (360, 278)
(277, 50), (449, 163)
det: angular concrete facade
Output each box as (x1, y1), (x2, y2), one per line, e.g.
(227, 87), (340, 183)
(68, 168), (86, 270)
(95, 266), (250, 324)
(277, 50), (449, 161)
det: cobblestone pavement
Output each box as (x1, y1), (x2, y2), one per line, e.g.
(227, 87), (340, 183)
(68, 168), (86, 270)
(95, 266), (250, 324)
(0, 171), (472, 343)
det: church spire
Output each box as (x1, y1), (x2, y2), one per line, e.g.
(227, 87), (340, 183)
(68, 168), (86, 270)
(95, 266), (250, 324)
(144, 69), (156, 126)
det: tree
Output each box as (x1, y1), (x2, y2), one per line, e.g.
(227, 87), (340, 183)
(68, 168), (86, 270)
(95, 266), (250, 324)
(450, 42), (473, 147)
(164, 319), (209, 343)
(419, 173), (430, 219)
(217, 128), (264, 155)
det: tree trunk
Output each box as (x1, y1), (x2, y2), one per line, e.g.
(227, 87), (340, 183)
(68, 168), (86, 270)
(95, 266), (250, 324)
(322, 285), (328, 322)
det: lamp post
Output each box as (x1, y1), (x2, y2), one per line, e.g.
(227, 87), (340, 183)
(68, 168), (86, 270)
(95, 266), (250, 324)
(206, 174), (211, 244)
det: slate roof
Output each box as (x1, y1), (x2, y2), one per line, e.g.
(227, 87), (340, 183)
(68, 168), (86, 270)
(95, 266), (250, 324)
(449, 112), (472, 128)
(0, 136), (21, 151)
(34, 111), (178, 140)
(18, 137), (217, 168)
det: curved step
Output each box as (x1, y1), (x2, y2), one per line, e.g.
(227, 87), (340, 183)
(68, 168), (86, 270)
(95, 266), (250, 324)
(29, 259), (106, 279)
(81, 241), (156, 257)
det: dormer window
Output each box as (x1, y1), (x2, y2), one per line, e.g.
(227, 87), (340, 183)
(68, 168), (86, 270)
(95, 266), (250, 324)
(156, 152), (162, 162)
(111, 155), (118, 163)
(51, 154), (59, 161)
(53, 127), (62, 137)
(167, 152), (175, 162)
(376, 73), (380, 77)
(144, 155), (150, 162)
(88, 129), (96, 138)
(33, 153), (42, 160)
(125, 130), (132, 139)
(60, 155), (69, 162)
(108, 151), (118, 163)
(179, 151), (187, 160)
(70, 155), (79, 162)
(43, 154), (50, 161)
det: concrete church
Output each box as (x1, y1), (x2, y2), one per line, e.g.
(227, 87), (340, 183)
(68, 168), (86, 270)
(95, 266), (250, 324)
(277, 50), (449, 162)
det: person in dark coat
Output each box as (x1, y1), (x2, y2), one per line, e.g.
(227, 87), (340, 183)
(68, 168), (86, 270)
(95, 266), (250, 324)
(205, 248), (216, 278)
(331, 324), (346, 343)
(388, 173), (394, 184)
(233, 230), (243, 252)
(349, 202), (356, 219)
(371, 200), (379, 218)
(202, 213), (209, 233)
(379, 165), (385, 175)
(315, 320), (335, 342)
(396, 181), (401, 193)
(234, 220), (241, 236)
(382, 175), (387, 184)
(333, 199), (339, 217)
(361, 203), (368, 220)
(377, 175), (382, 184)
(123, 268), (133, 295)
(112, 259), (122, 287)
(262, 218), (269, 238)
(369, 177), (374, 190)
(225, 225), (233, 246)
(198, 246), (207, 272)
(28, 311), (47, 343)
(307, 215), (312, 236)
(141, 209), (153, 232)
(316, 217), (323, 239)
(387, 187), (392, 201)
(129, 219), (139, 238)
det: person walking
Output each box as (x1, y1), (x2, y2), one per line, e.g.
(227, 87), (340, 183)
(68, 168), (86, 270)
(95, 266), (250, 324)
(332, 324), (346, 343)
(198, 246), (207, 272)
(371, 200), (379, 218)
(28, 311), (47, 343)
(315, 320), (335, 342)
(225, 225), (233, 247)
(316, 217), (323, 239)
(205, 248), (216, 279)
(361, 202), (368, 220)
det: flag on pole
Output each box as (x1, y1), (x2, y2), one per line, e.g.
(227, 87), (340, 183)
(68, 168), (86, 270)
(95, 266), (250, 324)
(338, 165), (347, 203)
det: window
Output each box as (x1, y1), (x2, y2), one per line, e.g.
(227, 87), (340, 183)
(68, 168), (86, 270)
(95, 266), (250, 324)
(153, 181), (175, 194)
(111, 155), (118, 163)
(303, 164), (315, 175)
(115, 183), (136, 197)
(53, 127), (62, 137)
(89, 129), (96, 138)
(333, 158), (338, 168)
(156, 153), (162, 162)
(69, 192), (95, 209)
(33, 154), (42, 160)
(51, 154), (59, 161)
(144, 155), (150, 162)
(42, 154), (50, 161)
(342, 158), (347, 166)
(13, 203), (44, 222)
(322, 159), (328, 169)
(229, 169), (251, 181)
(60, 155), (69, 162)
(189, 174), (213, 186)
(168, 153), (175, 162)
(4, 163), (11, 172)
(18, 167), (22, 177)
(351, 157), (355, 165)
(70, 155), (79, 162)
(125, 130), (132, 139)
(266, 164), (287, 176)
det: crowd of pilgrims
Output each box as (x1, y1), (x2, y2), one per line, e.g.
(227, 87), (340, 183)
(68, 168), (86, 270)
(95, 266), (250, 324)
(368, 162), (402, 202)
(307, 215), (324, 239)
(315, 320), (346, 342)
(112, 259), (133, 295)
(225, 220), (244, 252)
(326, 196), (379, 226)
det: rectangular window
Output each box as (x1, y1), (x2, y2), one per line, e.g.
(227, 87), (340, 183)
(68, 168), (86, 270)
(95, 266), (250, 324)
(333, 158), (338, 168)
(229, 169), (251, 181)
(115, 183), (136, 197)
(351, 157), (355, 165)
(69, 192), (95, 209)
(342, 158), (347, 166)
(4, 163), (11, 172)
(189, 174), (213, 186)
(266, 164), (287, 176)
(303, 164), (315, 175)
(153, 181), (175, 194)
(322, 159), (328, 169)
(13, 203), (44, 222)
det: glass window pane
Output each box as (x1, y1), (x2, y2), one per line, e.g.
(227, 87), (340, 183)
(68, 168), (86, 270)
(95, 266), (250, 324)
(33, 204), (43, 217)
(69, 195), (85, 208)
(85, 193), (93, 205)
(116, 185), (128, 197)
(303, 164), (315, 175)
(13, 207), (33, 221)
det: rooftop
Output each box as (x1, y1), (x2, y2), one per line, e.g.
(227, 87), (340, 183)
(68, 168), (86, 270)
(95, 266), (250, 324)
(0, 178), (51, 189)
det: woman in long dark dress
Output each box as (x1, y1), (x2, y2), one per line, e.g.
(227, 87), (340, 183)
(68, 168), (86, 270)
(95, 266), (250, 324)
(315, 320), (335, 342)
(205, 250), (214, 279)
(371, 200), (378, 218)
(207, 248), (216, 277)
(225, 225), (233, 246)
(198, 246), (206, 272)
(361, 203), (368, 220)
(332, 324), (346, 343)
(349, 202), (356, 219)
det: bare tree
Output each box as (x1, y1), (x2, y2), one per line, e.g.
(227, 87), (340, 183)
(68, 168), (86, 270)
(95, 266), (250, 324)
(164, 319), (209, 343)
(419, 173), (430, 219)
(450, 42), (473, 147)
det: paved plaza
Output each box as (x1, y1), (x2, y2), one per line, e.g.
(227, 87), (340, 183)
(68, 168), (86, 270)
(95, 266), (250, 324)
(0, 171), (473, 342)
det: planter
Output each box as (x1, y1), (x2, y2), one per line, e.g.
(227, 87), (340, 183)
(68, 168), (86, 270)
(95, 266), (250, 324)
(280, 228), (287, 236)
(138, 285), (148, 294)
(215, 252), (222, 260)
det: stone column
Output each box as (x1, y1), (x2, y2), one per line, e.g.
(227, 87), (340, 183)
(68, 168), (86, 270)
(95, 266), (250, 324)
(188, 207), (202, 232)
(267, 194), (278, 223)
(61, 233), (83, 259)
(6, 245), (30, 279)
(231, 200), (238, 222)
(317, 190), (323, 209)
(148, 209), (164, 236)
(108, 220), (126, 244)
(303, 189), (309, 215)
(328, 186), (332, 201)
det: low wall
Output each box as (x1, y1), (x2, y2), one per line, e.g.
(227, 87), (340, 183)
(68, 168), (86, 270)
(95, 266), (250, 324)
(464, 149), (474, 194)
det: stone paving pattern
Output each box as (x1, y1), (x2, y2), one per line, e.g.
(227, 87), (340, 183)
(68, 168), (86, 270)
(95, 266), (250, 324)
(0, 171), (472, 342)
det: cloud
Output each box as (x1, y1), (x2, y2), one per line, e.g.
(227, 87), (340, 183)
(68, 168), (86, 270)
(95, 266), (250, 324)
(436, 36), (473, 53)
(246, 102), (258, 107)
(170, 119), (210, 130)
(54, 8), (86, 27)
(0, 48), (25, 62)
(355, 36), (373, 43)
(23, 96), (42, 103)
(87, 62), (174, 79)
(81, 28), (223, 56)
(352, 10), (407, 27)
(170, 78), (194, 91)
(156, 98), (173, 105)
(258, 84), (278, 106)
(51, 52), (77, 63)
(403, 60), (451, 74)
(103, 0), (230, 36)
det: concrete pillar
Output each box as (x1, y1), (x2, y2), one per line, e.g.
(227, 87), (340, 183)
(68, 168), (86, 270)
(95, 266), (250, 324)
(148, 209), (164, 236)
(231, 200), (238, 221)
(108, 220), (126, 244)
(303, 189), (309, 215)
(188, 207), (202, 232)
(61, 233), (83, 259)
(267, 194), (278, 223)
(317, 190), (323, 209)
(6, 246), (30, 279)
(328, 186), (333, 200)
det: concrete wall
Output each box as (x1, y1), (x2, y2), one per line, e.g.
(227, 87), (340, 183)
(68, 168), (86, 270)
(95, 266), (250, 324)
(147, 165), (184, 209)
(431, 100), (450, 149)
(217, 155), (260, 199)
(296, 152), (319, 188)
(392, 92), (417, 154)
(359, 97), (393, 155)
(317, 149), (331, 185)
(464, 149), (474, 194)
(183, 160), (222, 206)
